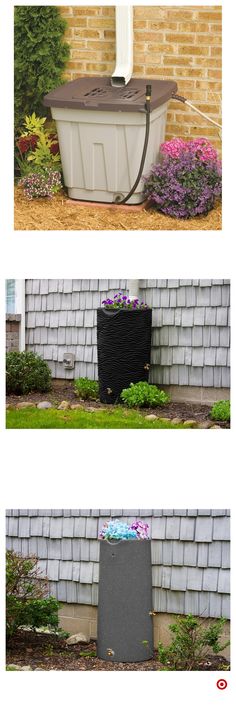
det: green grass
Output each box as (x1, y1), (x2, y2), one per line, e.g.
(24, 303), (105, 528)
(6, 407), (191, 429)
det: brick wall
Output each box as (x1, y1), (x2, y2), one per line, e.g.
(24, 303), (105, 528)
(59, 5), (222, 150)
(6, 315), (21, 353)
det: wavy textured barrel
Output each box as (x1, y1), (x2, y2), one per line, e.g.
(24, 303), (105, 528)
(97, 308), (152, 403)
(97, 539), (153, 662)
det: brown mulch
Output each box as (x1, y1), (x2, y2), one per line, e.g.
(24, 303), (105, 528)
(14, 187), (222, 231)
(6, 630), (229, 671)
(6, 379), (229, 427)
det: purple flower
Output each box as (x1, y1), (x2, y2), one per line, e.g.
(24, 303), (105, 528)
(101, 293), (149, 310)
(143, 147), (222, 219)
(19, 168), (62, 200)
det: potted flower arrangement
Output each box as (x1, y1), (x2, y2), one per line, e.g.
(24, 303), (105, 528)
(97, 293), (152, 403)
(97, 520), (153, 663)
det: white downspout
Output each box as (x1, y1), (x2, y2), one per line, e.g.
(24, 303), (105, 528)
(15, 279), (25, 351)
(111, 6), (133, 87)
(127, 279), (140, 301)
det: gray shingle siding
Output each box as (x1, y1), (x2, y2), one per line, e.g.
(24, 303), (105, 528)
(6, 510), (230, 620)
(24, 280), (230, 388)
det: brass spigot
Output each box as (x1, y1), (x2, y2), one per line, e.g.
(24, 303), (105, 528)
(149, 610), (158, 616)
(107, 648), (114, 656)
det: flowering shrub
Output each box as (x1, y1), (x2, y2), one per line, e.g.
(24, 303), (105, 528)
(101, 293), (149, 310)
(99, 519), (150, 540)
(160, 137), (218, 163)
(144, 138), (221, 218)
(19, 168), (62, 199)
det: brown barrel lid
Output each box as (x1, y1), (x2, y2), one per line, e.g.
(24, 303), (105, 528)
(44, 77), (177, 112)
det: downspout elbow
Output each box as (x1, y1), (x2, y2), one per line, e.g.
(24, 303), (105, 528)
(111, 6), (133, 87)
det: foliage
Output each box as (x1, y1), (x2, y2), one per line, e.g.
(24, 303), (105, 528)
(99, 519), (150, 540)
(74, 377), (99, 400)
(19, 168), (62, 199)
(6, 551), (59, 640)
(210, 400), (230, 422)
(157, 614), (229, 671)
(14, 6), (70, 132)
(143, 138), (222, 218)
(6, 351), (52, 395)
(16, 114), (60, 167)
(102, 293), (149, 310)
(16, 112), (61, 194)
(121, 381), (170, 408)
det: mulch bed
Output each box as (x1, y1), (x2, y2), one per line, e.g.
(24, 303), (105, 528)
(14, 187), (222, 231)
(6, 630), (229, 671)
(6, 380), (229, 427)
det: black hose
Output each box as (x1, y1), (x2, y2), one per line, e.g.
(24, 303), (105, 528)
(115, 85), (152, 205)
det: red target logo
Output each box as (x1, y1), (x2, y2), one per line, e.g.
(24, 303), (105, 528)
(216, 679), (227, 690)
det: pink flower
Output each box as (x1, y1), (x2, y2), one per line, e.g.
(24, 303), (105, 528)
(160, 137), (218, 163)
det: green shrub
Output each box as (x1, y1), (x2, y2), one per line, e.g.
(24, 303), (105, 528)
(6, 351), (52, 395)
(74, 377), (99, 400)
(121, 381), (170, 408)
(6, 551), (59, 640)
(157, 614), (229, 671)
(210, 400), (230, 422)
(14, 6), (70, 133)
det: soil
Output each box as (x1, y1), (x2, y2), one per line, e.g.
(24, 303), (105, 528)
(6, 380), (230, 428)
(6, 630), (229, 671)
(14, 187), (222, 231)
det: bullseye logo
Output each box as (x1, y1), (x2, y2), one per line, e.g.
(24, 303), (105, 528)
(216, 679), (227, 690)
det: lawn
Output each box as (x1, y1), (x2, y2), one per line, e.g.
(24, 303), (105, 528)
(6, 407), (191, 429)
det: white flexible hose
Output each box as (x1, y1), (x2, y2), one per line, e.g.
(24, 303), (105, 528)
(185, 99), (222, 129)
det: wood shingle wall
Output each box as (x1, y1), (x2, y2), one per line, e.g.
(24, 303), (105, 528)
(25, 280), (230, 394)
(6, 509), (230, 620)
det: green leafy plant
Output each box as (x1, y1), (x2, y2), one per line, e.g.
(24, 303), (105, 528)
(16, 112), (61, 184)
(43, 643), (54, 657)
(14, 6), (70, 132)
(210, 400), (230, 422)
(23, 114), (48, 135)
(74, 377), (99, 401)
(6, 551), (59, 640)
(6, 351), (52, 395)
(79, 650), (97, 658)
(121, 381), (170, 408)
(157, 614), (229, 671)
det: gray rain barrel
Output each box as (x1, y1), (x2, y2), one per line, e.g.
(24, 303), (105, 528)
(44, 77), (177, 204)
(97, 539), (153, 662)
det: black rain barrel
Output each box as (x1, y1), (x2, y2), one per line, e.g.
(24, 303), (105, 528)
(97, 307), (152, 403)
(97, 539), (153, 662)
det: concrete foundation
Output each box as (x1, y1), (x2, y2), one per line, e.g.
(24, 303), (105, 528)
(58, 604), (230, 660)
(160, 385), (230, 405)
